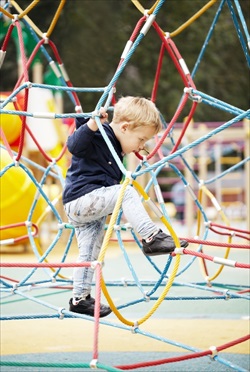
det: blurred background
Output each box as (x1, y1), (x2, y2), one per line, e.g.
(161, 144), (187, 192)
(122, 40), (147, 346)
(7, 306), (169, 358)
(1, 0), (249, 121)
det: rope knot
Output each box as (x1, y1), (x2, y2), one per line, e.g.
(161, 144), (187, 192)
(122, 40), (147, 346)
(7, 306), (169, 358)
(58, 307), (65, 319)
(131, 321), (139, 333)
(209, 345), (218, 359)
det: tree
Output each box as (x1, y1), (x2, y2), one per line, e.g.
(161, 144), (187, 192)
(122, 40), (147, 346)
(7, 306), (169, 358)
(0, 0), (249, 121)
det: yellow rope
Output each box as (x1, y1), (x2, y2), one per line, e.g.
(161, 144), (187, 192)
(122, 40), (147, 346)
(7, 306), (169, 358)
(102, 253), (181, 327)
(10, 0), (66, 39)
(196, 188), (203, 237)
(170, 0), (218, 38)
(209, 236), (232, 281)
(199, 185), (231, 282)
(101, 179), (181, 326)
(131, 0), (218, 39)
(130, 0), (145, 15)
(11, 0), (40, 19)
(10, 0), (44, 37)
(46, 0), (66, 38)
(0, 6), (14, 19)
(131, 0), (161, 15)
(98, 177), (131, 263)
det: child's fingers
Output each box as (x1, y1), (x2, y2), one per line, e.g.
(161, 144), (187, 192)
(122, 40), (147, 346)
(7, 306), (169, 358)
(99, 107), (108, 122)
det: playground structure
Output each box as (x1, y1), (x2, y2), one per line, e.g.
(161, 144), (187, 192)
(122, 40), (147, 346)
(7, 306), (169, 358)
(0, 1), (249, 371)
(155, 119), (249, 232)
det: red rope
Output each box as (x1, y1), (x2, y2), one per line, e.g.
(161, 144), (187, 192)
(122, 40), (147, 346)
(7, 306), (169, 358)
(0, 262), (92, 268)
(170, 101), (198, 154)
(151, 42), (165, 103)
(24, 124), (55, 162)
(153, 23), (195, 89)
(135, 92), (190, 161)
(181, 237), (250, 249)
(130, 16), (146, 42)
(107, 16), (147, 107)
(171, 249), (250, 269)
(237, 289), (250, 294)
(48, 39), (81, 108)
(135, 20), (198, 162)
(217, 334), (250, 351)
(15, 21), (29, 84)
(14, 21), (30, 161)
(14, 39), (44, 90)
(15, 87), (29, 161)
(110, 236), (250, 249)
(0, 222), (39, 244)
(209, 226), (250, 241)
(92, 263), (102, 360)
(167, 37), (196, 88)
(8, 34), (80, 161)
(210, 223), (250, 234)
(0, 275), (19, 283)
(0, 127), (14, 158)
(0, 23), (14, 51)
(115, 334), (250, 370)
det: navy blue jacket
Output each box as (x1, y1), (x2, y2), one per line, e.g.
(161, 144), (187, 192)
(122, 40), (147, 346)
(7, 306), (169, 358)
(62, 117), (123, 204)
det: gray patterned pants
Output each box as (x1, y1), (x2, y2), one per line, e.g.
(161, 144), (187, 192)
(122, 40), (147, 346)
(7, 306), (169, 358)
(64, 184), (157, 297)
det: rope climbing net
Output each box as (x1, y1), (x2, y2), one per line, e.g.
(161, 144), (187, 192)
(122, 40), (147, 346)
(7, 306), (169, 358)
(0, 0), (249, 371)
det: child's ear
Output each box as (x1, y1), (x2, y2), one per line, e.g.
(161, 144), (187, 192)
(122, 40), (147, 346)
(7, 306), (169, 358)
(120, 122), (129, 133)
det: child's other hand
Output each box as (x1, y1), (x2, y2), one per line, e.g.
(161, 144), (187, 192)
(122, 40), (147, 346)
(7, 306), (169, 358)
(99, 107), (108, 124)
(87, 107), (109, 131)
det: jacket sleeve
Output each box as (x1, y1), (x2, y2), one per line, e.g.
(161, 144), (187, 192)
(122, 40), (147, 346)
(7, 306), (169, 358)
(67, 118), (95, 156)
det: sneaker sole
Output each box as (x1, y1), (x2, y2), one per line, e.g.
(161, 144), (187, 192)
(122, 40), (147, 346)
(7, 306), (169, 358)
(69, 306), (112, 318)
(142, 250), (174, 256)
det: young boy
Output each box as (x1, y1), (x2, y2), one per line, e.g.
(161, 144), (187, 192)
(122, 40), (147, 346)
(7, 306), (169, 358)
(63, 96), (188, 317)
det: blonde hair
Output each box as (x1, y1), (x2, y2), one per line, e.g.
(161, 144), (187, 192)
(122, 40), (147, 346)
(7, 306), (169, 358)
(113, 96), (162, 134)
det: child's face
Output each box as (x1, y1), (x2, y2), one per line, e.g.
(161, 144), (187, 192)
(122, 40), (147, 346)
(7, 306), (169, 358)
(120, 125), (156, 155)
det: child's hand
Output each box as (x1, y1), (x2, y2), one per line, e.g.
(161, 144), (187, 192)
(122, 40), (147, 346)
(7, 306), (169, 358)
(99, 107), (109, 124)
(87, 107), (109, 131)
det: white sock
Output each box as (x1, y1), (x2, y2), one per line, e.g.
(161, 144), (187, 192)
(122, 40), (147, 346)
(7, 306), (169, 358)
(73, 296), (84, 305)
(145, 229), (159, 243)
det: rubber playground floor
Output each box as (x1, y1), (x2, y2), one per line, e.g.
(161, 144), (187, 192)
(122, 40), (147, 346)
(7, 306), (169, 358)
(0, 225), (249, 372)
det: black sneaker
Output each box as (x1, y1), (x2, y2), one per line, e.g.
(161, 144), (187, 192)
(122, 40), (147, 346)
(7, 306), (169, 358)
(69, 295), (111, 317)
(142, 229), (189, 256)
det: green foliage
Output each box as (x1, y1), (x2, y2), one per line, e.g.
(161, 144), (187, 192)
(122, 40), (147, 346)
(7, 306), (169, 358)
(0, 0), (249, 121)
